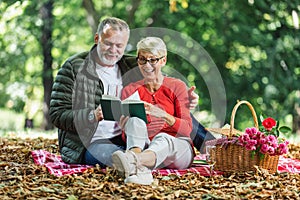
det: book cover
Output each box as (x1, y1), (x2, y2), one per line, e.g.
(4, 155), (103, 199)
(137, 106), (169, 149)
(100, 95), (148, 124)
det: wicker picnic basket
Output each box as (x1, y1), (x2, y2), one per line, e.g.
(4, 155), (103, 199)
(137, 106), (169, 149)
(206, 100), (279, 174)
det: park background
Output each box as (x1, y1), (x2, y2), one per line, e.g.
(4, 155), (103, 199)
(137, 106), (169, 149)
(1, 1), (300, 199)
(0, 0), (299, 139)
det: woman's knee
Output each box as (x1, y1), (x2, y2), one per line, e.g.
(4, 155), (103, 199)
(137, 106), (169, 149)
(152, 132), (173, 141)
(125, 117), (147, 137)
(125, 117), (146, 129)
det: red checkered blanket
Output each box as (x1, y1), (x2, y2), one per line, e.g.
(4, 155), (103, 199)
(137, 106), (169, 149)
(31, 150), (300, 177)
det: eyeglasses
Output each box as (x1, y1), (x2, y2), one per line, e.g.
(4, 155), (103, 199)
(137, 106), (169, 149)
(136, 56), (165, 65)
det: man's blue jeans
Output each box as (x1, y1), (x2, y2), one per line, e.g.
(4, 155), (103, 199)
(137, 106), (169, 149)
(190, 114), (215, 153)
(84, 135), (126, 168)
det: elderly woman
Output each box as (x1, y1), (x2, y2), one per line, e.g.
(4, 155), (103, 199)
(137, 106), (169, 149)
(112, 37), (194, 185)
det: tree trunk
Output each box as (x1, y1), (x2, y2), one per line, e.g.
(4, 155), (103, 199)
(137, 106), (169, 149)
(40, 0), (54, 130)
(293, 90), (300, 135)
(127, 0), (141, 26)
(82, 0), (99, 34)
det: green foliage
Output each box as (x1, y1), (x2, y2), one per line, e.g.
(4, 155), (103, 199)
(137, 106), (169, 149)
(279, 126), (292, 135)
(0, 0), (299, 131)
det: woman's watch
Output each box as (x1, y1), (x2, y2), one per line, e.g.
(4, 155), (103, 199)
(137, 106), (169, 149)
(88, 110), (96, 123)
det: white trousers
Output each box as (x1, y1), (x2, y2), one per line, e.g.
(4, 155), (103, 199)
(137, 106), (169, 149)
(124, 117), (194, 169)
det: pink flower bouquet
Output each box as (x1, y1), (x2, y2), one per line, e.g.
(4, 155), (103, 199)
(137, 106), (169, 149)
(238, 116), (290, 158)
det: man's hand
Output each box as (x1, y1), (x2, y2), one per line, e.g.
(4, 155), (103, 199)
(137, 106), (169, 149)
(188, 86), (199, 110)
(94, 105), (104, 121)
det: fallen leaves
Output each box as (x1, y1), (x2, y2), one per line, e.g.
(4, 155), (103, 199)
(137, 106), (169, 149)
(0, 137), (300, 199)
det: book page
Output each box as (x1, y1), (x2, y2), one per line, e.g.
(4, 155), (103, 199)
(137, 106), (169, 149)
(124, 91), (141, 101)
(102, 90), (141, 102)
(101, 94), (120, 100)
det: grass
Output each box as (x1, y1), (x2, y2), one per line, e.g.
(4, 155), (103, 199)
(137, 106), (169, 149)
(0, 109), (25, 131)
(0, 109), (56, 139)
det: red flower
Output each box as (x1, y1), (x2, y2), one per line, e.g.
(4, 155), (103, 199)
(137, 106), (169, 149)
(262, 117), (276, 131)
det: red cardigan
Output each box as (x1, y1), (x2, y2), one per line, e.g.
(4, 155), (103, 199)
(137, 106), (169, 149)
(121, 77), (192, 140)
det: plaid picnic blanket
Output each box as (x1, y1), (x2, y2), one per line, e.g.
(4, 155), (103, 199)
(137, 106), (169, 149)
(31, 150), (300, 177)
(31, 150), (93, 176)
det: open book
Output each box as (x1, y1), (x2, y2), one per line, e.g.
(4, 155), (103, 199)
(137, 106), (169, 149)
(100, 94), (148, 124)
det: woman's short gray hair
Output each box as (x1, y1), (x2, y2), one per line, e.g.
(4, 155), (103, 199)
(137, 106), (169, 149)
(137, 37), (167, 57)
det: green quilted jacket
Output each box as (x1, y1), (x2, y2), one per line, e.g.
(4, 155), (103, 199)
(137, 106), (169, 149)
(49, 45), (141, 164)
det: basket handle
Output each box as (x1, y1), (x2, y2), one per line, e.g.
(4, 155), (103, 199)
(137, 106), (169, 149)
(229, 100), (259, 138)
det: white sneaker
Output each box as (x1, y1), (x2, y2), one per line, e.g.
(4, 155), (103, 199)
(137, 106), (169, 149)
(112, 150), (138, 178)
(124, 166), (153, 185)
(112, 150), (154, 185)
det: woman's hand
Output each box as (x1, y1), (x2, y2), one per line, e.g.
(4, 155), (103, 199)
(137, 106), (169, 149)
(187, 86), (199, 110)
(144, 102), (175, 126)
(144, 102), (165, 118)
(118, 115), (130, 130)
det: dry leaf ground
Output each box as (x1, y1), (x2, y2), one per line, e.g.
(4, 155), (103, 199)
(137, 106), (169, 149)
(0, 137), (300, 199)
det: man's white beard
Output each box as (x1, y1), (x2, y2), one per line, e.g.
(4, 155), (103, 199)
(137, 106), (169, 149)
(97, 48), (121, 66)
(101, 54), (120, 66)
